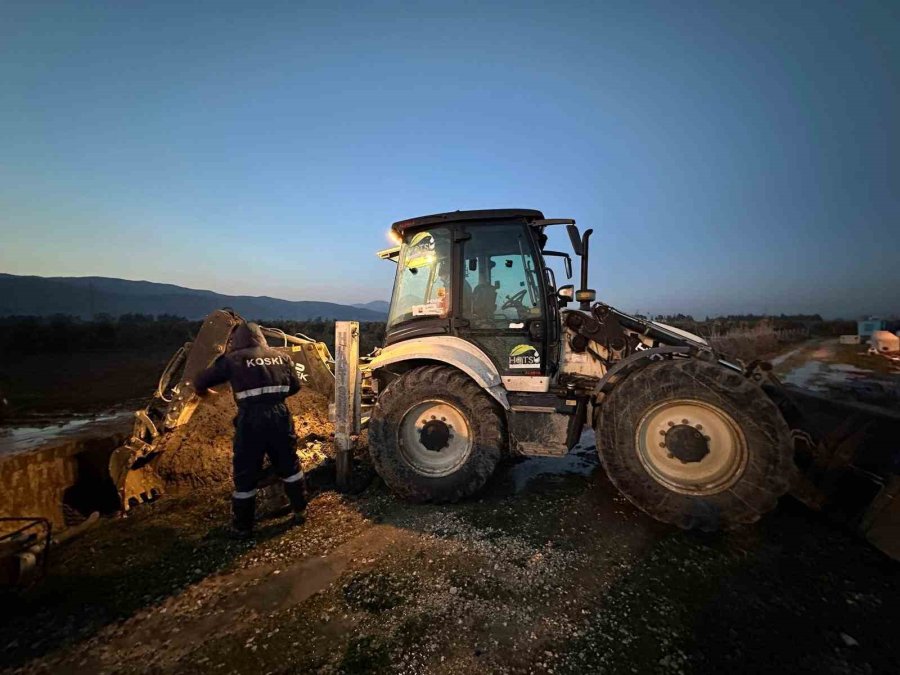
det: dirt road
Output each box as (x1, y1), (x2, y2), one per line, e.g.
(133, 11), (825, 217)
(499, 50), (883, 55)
(2, 437), (898, 674)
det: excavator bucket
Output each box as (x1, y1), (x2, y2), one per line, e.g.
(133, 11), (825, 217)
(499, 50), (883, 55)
(109, 310), (335, 510)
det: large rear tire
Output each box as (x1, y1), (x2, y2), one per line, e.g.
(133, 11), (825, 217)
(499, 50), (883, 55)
(596, 358), (795, 530)
(369, 365), (505, 502)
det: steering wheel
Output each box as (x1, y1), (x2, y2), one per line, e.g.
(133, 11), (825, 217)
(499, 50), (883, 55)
(501, 289), (529, 313)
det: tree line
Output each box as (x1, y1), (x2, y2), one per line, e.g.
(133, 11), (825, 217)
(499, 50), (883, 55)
(0, 314), (386, 356)
(640, 313), (857, 338)
(0, 312), (862, 358)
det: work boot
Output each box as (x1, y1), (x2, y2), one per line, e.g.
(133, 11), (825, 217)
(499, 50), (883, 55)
(227, 525), (254, 540)
(282, 477), (308, 526)
(231, 495), (256, 538)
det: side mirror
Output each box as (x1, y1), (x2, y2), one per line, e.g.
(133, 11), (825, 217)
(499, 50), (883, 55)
(558, 285), (574, 306)
(566, 225), (583, 256)
(542, 251), (573, 279)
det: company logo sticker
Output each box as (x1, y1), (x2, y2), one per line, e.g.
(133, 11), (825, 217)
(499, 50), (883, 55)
(405, 231), (436, 269)
(509, 344), (540, 370)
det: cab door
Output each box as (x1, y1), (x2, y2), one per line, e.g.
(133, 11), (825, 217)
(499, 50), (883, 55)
(453, 222), (550, 392)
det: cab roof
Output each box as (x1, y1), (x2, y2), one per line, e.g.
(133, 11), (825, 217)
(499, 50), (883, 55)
(391, 209), (545, 234)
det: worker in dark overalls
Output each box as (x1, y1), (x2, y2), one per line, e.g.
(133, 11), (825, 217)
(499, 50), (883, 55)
(194, 321), (308, 538)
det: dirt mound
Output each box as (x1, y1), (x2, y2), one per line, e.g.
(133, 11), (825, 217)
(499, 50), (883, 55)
(156, 388), (333, 488)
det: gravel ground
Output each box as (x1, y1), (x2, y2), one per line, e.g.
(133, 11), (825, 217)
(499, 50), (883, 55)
(1, 441), (898, 674)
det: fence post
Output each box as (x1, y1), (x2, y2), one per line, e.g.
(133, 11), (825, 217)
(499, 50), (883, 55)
(334, 321), (359, 490)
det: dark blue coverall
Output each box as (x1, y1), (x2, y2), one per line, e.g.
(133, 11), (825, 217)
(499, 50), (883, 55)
(194, 322), (307, 533)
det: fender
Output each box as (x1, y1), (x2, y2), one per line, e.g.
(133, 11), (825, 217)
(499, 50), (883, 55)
(368, 336), (510, 410)
(594, 344), (745, 407)
(595, 346), (702, 396)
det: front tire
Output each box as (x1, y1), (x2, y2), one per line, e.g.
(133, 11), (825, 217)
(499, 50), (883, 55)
(369, 365), (505, 502)
(596, 358), (795, 530)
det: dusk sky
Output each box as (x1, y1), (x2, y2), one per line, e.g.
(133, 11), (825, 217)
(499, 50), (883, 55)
(1, 1), (897, 319)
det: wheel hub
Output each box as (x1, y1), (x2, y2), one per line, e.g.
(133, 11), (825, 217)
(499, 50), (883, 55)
(635, 399), (748, 495)
(419, 419), (451, 452)
(399, 400), (473, 477)
(664, 424), (709, 463)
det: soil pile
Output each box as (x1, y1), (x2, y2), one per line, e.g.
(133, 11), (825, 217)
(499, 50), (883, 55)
(156, 387), (333, 487)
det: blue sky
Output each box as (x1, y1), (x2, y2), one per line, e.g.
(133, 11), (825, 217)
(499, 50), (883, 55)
(1, 0), (897, 318)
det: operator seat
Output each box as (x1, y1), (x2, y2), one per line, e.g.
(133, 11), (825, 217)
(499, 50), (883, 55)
(471, 282), (498, 322)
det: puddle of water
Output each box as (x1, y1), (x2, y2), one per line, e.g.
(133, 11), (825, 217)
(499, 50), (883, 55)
(0, 411), (133, 457)
(781, 360), (829, 390)
(782, 359), (878, 393)
(831, 363), (875, 374)
(770, 345), (804, 367)
(508, 430), (599, 492)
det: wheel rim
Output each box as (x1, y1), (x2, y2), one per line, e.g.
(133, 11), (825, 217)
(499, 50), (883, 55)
(635, 398), (748, 495)
(398, 399), (473, 477)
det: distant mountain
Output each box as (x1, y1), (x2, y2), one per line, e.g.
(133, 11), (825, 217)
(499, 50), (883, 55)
(0, 274), (387, 321)
(352, 300), (391, 313)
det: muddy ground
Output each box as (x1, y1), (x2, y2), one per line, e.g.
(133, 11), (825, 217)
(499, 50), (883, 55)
(2, 437), (898, 674)
(2, 339), (899, 673)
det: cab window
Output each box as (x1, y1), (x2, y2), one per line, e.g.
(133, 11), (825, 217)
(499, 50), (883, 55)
(387, 227), (453, 328)
(461, 224), (544, 328)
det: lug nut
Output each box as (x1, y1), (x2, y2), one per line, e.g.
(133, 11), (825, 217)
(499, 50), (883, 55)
(659, 442), (666, 448)
(659, 430), (666, 436)
(681, 419), (689, 424)
(696, 424), (703, 431)
(667, 453), (675, 459)
(441, 417), (446, 421)
(667, 421), (675, 427)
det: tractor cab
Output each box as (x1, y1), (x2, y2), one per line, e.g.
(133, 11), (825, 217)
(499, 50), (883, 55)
(382, 209), (593, 393)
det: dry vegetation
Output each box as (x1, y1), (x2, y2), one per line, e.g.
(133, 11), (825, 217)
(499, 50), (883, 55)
(707, 322), (808, 363)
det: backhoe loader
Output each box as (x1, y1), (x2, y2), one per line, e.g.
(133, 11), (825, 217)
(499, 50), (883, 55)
(362, 209), (900, 542)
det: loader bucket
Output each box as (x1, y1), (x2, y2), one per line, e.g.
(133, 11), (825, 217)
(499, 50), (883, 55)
(785, 385), (900, 559)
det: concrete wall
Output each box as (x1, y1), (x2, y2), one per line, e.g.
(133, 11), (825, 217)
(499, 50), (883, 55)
(0, 432), (125, 536)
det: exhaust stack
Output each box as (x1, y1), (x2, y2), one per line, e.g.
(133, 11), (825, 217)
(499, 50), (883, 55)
(577, 228), (596, 310)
